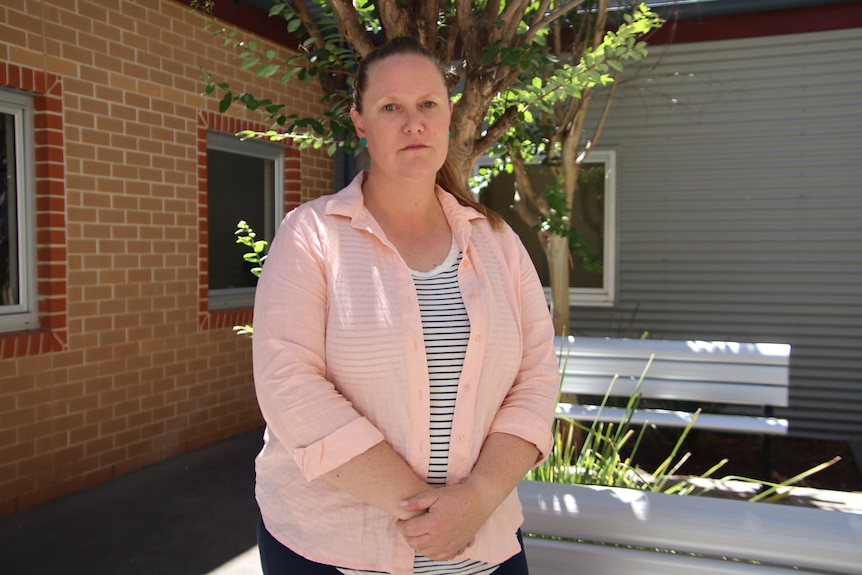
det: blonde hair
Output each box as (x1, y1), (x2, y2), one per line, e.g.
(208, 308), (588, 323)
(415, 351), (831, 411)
(435, 154), (503, 230)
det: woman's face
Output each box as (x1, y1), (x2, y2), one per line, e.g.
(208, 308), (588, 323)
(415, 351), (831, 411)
(350, 53), (452, 182)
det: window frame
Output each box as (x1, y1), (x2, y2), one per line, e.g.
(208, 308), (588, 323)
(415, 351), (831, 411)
(473, 149), (617, 308)
(0, 88), (38, 333)
(205, 130), (285, 312)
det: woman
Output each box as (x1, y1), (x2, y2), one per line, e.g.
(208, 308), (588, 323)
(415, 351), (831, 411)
(252, 36), (560, 575)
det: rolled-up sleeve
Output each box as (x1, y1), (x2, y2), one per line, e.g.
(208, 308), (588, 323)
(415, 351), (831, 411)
(488, 232), (559, 462)
(252, 212), (384, 481)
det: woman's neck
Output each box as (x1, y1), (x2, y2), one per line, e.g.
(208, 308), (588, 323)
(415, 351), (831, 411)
(361, 171), (441, 232)
(360, 171), (453, 272)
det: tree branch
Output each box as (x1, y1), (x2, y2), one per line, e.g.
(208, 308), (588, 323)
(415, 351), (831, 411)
(416, 0), (440, 48)
(290, 0), (326, 50)
(580, 71), (620, 163)
(510, 150), (548, 226)
(475, 104), (520, 155)
(329, 0), (376, 56)
(455, 0), (475, 36)
(377, 0), (410, 39)
(483, 0), (502, 21)
(528, 0), (588, 42)
(519, 0), (551, 41)
(591, 0), (609, 48)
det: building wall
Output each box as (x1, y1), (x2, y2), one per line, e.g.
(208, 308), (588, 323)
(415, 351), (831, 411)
(572, 26), (862, 440)
(0, 0), (332, 516)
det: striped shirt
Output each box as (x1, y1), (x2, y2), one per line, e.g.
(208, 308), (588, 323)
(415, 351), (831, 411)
(412, 240), (498, 575)
(338, 238), (498, 575)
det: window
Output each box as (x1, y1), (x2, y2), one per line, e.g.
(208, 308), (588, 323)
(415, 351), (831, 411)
(476, 150), (617, 307)
(0, 89), (37, 333)
(206, 131), (284, 311)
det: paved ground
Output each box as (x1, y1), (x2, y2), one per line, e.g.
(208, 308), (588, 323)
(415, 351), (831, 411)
(3, 428), (859, 575)
(0, 429), (265, 575)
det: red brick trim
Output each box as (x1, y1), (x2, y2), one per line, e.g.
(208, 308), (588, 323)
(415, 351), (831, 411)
(0, 63), (67, 358)
(649, 2), (862, 45)
(196, 111), (301, 330)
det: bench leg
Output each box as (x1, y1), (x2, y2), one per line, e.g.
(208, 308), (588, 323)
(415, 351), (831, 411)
(761, 406), (775, 480)
(762, 435), (773, 481)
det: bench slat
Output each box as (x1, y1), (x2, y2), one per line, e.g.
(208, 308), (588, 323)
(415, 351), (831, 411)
(554, 336), (791, 366)
(556, 403), (789, 435)
(560, 376), (789, 407)
(560, 356), (789, 386)
(550, 335), (791, 436)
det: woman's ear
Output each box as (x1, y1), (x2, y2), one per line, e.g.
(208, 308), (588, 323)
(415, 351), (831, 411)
(349, 108), (365, 138)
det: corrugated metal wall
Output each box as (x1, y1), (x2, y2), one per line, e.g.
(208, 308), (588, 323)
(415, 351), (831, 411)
(570, 27), (862, 439)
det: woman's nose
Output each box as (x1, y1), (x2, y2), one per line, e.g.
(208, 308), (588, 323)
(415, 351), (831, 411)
(403, 109), (424, 133)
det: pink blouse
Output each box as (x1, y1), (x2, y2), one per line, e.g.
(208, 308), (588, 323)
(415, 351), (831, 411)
(252, 172), (559, 574)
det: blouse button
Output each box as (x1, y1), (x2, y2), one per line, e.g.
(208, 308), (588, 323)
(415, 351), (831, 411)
(457, 435), (465, 443)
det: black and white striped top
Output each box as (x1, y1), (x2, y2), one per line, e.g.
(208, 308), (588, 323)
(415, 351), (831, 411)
(414, 240), (471, 488)
(337, 238), (498, 575)
(411, 240), (498, 575)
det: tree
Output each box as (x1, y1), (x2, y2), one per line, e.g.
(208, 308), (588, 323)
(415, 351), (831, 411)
(482, 1), (663, 334)
(192, 0), (662, 335)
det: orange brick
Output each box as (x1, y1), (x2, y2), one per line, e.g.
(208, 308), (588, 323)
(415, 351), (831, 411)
(1, 0), (331, 516)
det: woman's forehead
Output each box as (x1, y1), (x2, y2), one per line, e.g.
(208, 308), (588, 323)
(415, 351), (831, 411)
(363, 57), (447, 102)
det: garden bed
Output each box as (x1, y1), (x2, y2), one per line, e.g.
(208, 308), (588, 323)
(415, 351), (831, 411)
(628, 430), (862, 492)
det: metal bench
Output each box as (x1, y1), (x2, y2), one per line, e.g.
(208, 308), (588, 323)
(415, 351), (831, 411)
(554, 335), (791, 435)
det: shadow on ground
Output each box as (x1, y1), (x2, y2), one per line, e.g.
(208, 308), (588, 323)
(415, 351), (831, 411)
(0, 429), (264, 575)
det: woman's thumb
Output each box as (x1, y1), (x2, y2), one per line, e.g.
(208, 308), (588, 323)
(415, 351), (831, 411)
(399, 491), (437, 511)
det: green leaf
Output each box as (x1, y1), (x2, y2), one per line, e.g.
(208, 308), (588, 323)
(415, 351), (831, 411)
(287, 18), (302, 33)
(280, 67), (300, 84)
(218, 92), (232, 113)
(238, 93), (258, 109)
(256, 63), (281, 78)
(480, 46), (499, 66)
(501, 48), (520, 69)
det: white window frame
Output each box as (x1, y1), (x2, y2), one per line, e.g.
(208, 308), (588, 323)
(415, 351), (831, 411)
(206, 131), (284, 311)
(473, 150), (617, 307)
(0, 89), (38, 333)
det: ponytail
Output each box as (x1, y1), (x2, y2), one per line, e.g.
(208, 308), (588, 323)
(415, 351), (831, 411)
(436, 155), (504, 231)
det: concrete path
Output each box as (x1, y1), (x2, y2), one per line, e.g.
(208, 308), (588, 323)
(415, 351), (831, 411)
(0, 429), (265, 575)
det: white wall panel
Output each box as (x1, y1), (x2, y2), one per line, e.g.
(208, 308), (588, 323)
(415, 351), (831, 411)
(569, 27), (862, 438)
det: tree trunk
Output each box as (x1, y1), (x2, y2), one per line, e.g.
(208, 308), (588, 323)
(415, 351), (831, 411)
(546, 233), (570, 336)
(546, 231), (582, 448)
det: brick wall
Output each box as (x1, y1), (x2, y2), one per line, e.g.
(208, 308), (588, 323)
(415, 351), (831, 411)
(0, 0), (332, 516)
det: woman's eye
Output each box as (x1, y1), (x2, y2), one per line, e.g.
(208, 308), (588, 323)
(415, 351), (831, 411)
(422, 101), (436, 108)
(382, 104), (396, 111)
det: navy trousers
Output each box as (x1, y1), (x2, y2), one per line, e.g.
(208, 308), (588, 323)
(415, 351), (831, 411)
(257, 517), (530, 575)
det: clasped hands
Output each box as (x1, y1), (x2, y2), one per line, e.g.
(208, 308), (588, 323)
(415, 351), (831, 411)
(395, 479), (496, 561)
